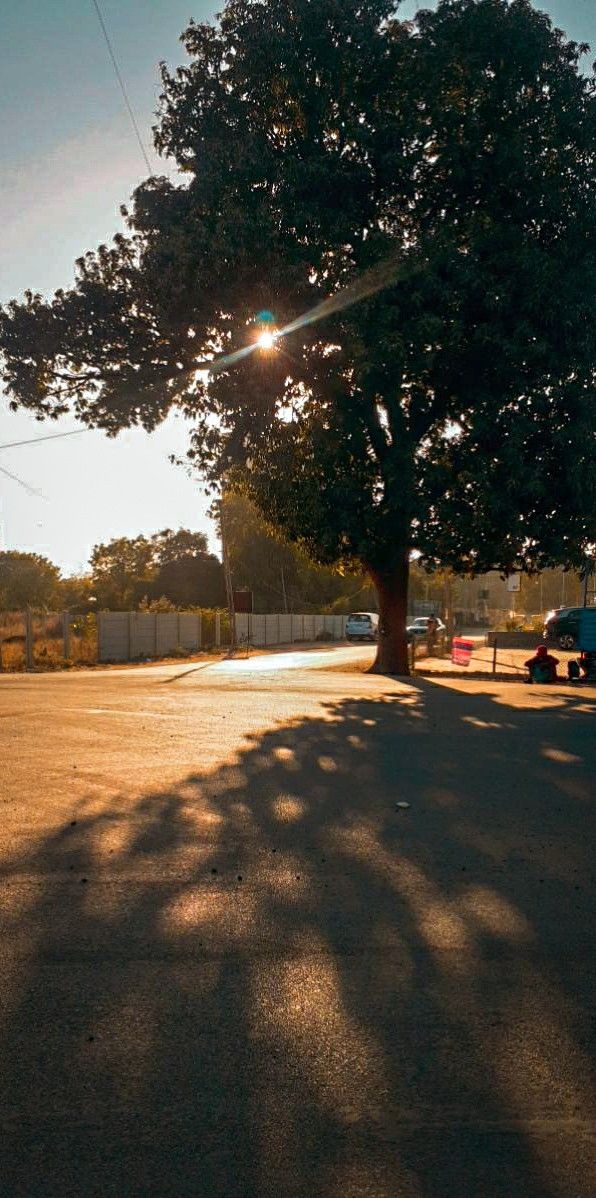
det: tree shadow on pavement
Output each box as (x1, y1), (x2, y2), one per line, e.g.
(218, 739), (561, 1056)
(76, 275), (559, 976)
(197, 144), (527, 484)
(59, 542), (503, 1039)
(1, 679), (595, 1197)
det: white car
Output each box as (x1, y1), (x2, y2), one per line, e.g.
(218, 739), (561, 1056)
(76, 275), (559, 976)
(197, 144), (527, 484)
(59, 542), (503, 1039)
(406, 616), (446, 643)
(346, 612), (379, 642)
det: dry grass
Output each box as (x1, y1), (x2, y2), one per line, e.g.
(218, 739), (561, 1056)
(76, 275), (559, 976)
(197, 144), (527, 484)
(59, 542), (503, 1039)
(0, 613), (98, 672)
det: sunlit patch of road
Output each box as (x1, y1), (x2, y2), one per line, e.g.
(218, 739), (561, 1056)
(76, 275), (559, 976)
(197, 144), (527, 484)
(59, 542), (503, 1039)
(211, 644), (373, 675)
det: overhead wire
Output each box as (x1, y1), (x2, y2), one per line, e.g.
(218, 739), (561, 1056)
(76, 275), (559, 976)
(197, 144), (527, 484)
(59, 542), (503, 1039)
(0, 463), (46, 500)
(2, 0), (156, 514)
(90, 0), (153, 175)
(0, 429), (91, 497)
(0, 10), (149, 506)
(0, 429), (90, 452)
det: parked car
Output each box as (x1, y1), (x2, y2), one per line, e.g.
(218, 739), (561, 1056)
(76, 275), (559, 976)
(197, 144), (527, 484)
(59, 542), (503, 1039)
(544, 606), (583, 649)
(345, 612), (379, 642)
(406, 616), (447, 644)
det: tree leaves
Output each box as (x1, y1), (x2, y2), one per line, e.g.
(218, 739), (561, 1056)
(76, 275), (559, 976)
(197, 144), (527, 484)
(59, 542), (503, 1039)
(0, 552), (61, 610)
(90, 528), (211, 608)
(1, 0), (594, 578)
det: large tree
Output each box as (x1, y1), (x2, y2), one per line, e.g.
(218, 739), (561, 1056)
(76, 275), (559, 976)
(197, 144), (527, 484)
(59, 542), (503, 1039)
(1, 0), (595, 671)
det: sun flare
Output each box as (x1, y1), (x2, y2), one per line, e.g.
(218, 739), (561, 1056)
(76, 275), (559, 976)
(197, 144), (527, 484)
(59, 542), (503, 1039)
(257, 330), (276, 350)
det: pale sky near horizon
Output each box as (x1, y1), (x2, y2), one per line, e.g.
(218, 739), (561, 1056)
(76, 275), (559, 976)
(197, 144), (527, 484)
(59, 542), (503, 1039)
(0, 1), (593, 575)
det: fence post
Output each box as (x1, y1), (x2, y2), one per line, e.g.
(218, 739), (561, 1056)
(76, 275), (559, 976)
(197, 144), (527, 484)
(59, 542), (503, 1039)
(197, 613), (202, 650)
(128, 611), (134, 661)
(62, 611), (71, 661)
(215, 611), (221, 647)
(492, 634), (498, 677)
(409, 637), (416, 674)
(25, 609), (34, 669)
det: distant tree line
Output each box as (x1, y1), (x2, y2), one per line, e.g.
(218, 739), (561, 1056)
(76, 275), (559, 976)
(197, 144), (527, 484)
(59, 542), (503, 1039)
(0, 501), (370, 613)
(88, 528), (224, 609)
(0, 495), (586, 616)
(0, 528), (223, 612)
(2, 505), (362, 612)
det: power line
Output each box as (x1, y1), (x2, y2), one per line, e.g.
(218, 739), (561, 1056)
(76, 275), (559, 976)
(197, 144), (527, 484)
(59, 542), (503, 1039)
(0, 429), (90, 452)
(0, 463), (45, 499)
(91, 0), (153, 176)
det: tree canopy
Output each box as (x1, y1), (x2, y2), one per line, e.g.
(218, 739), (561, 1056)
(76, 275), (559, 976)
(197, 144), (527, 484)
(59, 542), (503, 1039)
(89, 528), (219, 609)
(150, 554), (225, 609)
(0, 552), (60, 610)
(1, 0), (595, 670)
(223, 491), (374, 613)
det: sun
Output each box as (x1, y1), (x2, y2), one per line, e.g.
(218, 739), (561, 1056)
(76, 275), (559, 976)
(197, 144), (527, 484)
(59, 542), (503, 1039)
(257, 330), (276, 351)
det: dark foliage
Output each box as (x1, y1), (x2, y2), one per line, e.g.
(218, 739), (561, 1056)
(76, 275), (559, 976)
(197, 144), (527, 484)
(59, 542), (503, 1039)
(1, 1), (594, 668)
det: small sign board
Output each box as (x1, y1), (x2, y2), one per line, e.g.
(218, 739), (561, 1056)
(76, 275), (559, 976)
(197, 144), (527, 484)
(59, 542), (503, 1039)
(233, 590), (253, 614)
(507, 574), (521, 593)
(579, 608), (596, 651)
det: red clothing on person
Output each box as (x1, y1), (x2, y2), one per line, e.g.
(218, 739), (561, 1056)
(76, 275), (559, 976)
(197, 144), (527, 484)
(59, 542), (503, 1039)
(524, 645), (559, 682)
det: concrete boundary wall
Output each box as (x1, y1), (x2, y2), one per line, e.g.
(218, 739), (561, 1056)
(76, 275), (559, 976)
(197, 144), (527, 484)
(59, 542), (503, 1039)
(235, 613), (347, 648)
(98, 611), (347, 662)
(98, 612), (204, 662)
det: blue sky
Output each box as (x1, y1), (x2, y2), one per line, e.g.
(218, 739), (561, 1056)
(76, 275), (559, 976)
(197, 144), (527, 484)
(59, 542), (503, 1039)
(0, 1), (593, 574)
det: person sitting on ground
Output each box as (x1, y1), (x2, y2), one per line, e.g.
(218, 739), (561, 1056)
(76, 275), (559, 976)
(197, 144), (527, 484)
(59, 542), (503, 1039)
(524, 643), (559, 683)
(569, 650), (596, 682)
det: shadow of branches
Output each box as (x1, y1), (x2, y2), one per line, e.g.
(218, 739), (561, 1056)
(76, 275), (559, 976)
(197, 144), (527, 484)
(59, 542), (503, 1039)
(1, 680), (595, 1197)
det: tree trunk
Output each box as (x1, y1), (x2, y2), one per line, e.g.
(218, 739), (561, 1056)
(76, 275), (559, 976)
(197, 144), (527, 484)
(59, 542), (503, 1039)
(369, 553), (410, 675)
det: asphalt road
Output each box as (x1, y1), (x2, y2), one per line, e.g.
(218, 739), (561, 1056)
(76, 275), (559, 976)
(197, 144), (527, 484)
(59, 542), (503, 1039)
(1, 647), (595, 1197)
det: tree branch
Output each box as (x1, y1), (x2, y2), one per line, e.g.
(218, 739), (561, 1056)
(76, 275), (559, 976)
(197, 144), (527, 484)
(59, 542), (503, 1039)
(363, 399), (390, 466)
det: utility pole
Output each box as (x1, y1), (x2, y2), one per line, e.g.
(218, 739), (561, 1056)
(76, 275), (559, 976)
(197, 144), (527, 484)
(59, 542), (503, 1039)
(280, 565), (289, 614)
(443, 571), (454, 635)
(219, 494), (236, 654)
(582, 557), (594, 608)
